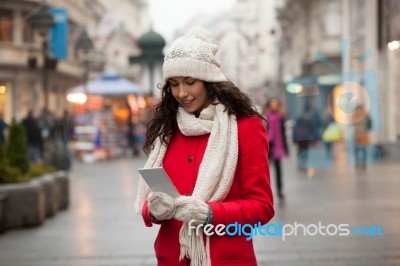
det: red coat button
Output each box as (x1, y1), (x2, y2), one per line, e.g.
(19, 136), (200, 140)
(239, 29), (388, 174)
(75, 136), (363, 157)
(188, 155), (193, 162)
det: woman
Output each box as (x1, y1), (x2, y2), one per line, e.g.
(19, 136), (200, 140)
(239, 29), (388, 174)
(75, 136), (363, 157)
(134, 27), (274, 266)
(264, 98), (288, 199)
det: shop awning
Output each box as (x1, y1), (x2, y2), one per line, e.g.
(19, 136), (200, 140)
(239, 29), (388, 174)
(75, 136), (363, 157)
(68, 70), (145, 96)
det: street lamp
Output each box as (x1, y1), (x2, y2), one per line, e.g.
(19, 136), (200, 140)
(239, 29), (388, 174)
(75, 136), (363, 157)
(75, 30), (94, 105)
(27, 5), (55, 110)
(129, 29), (165, 97)
(75, 31), (94, 54)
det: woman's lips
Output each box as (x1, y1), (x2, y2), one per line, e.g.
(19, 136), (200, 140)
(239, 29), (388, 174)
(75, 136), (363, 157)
(182, 99), (195, 107)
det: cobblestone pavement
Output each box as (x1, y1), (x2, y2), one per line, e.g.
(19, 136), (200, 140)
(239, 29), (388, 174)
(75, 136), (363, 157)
(0, 146), (399, 266)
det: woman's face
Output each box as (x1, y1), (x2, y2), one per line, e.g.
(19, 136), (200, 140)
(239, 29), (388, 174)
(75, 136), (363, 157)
(269, 100), (280, 112)
(169, 77), (209, 116)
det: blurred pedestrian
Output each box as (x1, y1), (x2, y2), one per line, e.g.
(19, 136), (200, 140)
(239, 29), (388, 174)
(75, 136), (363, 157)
(134, 27), (274, 266)
(49, 110), (74, 170)
(353, 104), (371, 171)
(322, 113), (341, 158)
(293, 103), (322, 170)
(127, 105), (140, 156)
(0, 112), (8, 146)
(264, 98), (288, 200)
(59, 110), (75, 143)
(22, 110), (43, 163)
(38, 107), (56, 140)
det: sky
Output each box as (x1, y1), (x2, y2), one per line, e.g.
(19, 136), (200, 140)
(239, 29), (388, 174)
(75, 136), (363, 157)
(148, 0), (236, 42)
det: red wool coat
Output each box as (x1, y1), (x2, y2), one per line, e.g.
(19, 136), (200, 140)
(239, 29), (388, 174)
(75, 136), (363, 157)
(141, 116), (275, 266)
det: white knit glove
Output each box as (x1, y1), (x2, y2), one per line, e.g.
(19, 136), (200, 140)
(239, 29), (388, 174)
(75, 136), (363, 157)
(174, 196), (209, 225)
(148, 192), (176, 221)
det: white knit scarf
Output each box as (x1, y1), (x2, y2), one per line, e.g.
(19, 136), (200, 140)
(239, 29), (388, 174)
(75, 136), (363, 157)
(134, 102), (239, 266)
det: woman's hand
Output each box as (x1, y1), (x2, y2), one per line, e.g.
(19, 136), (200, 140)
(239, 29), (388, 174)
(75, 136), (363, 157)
(174, 196), (210, 225)
(148, 192), (176, 221)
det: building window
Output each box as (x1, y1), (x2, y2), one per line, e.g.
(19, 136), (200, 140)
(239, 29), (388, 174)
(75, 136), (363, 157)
(22, 13), (33, 43)
(324, 0), (341, 37)
(0, 9), (13, 42)
(388, 0), (400, 42)
(69, 22), (79, 60)
(350, 0), (366, 50)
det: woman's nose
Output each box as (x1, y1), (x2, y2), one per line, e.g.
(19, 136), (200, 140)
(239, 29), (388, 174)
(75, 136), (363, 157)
(177, 85), (188, 99)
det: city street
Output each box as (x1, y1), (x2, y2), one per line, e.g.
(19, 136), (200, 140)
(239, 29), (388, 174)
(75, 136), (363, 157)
(0, 144), (399, 266)
(1, 0), (400, 266)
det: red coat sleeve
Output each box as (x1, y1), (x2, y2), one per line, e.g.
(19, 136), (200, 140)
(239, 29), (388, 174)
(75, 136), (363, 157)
(208, 116), (275, 226)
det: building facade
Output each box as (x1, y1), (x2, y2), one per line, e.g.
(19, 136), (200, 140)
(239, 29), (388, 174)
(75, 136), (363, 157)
(0, 0), (149, 122)
(212, 0), (281, 106)
(93, 0), (150, 79)
(276, 0), (400, 149)
(379, 0), (400, 146)
(175, 0), (280, 107)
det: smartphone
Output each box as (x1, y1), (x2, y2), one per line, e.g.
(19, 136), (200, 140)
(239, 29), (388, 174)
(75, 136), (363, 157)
(138, 167), (180, 198)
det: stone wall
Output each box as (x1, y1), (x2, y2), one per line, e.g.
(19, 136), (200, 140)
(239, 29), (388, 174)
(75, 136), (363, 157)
(0, 171), (69, 233)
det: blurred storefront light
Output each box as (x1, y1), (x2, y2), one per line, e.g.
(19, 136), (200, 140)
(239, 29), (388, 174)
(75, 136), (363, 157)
(67, 93), (87, 104)
(317, 74), (342, 85)
(0, 85), (6, 94)
(388, 40), (400, 51)
(127, 94), (139, 113)
(286, 83), (304, 94)
(137, 96), (147, 109)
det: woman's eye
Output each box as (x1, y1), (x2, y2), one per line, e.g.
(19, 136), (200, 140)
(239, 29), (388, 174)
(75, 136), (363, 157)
(187, 80), (195, 85)
(170, 83), (178, 87)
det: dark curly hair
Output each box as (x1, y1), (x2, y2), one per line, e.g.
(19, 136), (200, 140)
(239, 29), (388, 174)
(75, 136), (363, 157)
(143, 80), (266, 154)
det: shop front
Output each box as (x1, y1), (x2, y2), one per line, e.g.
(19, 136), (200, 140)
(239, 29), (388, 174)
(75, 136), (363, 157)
(66, 70), (150, 162)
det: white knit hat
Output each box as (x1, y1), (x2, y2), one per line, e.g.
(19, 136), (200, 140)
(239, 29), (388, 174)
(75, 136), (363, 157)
(163, 27), (227, 82)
